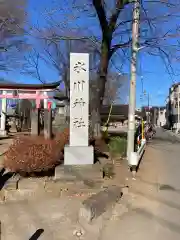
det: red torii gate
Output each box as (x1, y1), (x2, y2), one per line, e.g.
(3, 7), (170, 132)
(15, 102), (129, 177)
(0, 81), (60, 107)
(0, 81), (60, 136)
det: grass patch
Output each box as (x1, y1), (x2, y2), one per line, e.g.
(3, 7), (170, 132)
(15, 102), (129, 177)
(108, 136), (127, 157)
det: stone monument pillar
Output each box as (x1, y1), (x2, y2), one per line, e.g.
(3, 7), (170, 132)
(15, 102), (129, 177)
(58, 103), (66, 125)
(0, 90), (7, 136)
(31, 109), (40, 135)
(64, 53), (94, 165)
(44, 108), (52, 139)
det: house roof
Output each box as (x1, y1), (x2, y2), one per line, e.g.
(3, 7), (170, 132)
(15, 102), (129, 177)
(142, 106), (166, 111)
(101, 104), (129, 116)
(101, 104), (141, 116)
(100, 104), (141, 121)
(53, 90), (68, 101)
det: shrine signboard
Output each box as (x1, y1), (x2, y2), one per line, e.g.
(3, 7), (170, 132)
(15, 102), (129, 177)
(69, 53), (89, 147)
(64, 53), (93, 165)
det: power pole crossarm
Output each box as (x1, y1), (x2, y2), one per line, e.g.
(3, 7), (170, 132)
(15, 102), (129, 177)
(127, 0), (140, 161)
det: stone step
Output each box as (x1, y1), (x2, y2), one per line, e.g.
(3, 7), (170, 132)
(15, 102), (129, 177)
(54, 165), (103, 184)
(1, 176), (104, 203)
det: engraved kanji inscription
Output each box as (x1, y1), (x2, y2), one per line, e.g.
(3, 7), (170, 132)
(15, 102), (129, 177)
(73, 117), (86, 128)
(72, 98), (86, 108)
(73, 80), (85, 91)
(73, 61), (86, 74)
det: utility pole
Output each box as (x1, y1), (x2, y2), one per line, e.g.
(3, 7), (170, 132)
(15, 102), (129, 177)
(127, 0), (140, 161)
(178, 86), (180, 132)
(147, 93), (150, 124)
(142, 90), (150, 124)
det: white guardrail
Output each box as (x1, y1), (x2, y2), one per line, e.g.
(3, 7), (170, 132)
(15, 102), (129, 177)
(129, 138), (146, 169)
(128, 125), (154, 172)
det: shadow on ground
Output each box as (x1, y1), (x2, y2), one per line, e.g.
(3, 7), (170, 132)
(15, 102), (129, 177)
(94, 150), (109, 163)
(0, 135), (14, 140)
(0, 168), (14, 190)
(29, 229), (44, 240)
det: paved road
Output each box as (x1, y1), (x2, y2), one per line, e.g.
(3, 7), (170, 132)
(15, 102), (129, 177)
(0, 196), (86, 240)
(155, 127), (180, 142)
(101, 127), (180, 240)
(1, 128), (180, 239)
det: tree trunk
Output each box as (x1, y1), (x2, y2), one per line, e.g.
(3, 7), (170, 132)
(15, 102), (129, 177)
(91, 42), (109, 138)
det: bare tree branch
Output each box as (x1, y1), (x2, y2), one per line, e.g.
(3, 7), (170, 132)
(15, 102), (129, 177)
(92, 0), (109, 34)
(110, 38), (132, 57)
(0, 0), (27, 71)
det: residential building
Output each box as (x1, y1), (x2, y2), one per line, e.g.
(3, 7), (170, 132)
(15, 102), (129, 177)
(157, 107), (166, 127)
(141, 106), (166, 126)
(166, 83), (180, 130)
(141, 106), (154, 123)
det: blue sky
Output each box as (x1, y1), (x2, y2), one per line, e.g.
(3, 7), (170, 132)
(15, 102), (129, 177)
(136, 53), (174, 108)
(1, 0), (180, 108)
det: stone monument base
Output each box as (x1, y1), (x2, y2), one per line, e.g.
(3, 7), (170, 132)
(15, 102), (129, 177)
(0, 129), (7, 136)
(64, 145), (94, 165)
